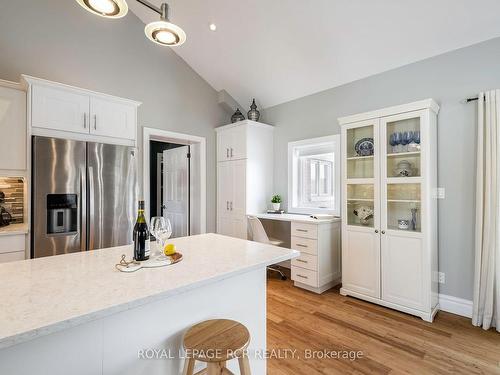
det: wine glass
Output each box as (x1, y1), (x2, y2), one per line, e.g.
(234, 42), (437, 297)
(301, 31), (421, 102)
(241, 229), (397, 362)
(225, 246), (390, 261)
(393, 132), (402, 153)
(413, 130), (421, 150)
(401, 131), (411, 152)
(150, 216), (167, 258)
(389, 133), (397, 153)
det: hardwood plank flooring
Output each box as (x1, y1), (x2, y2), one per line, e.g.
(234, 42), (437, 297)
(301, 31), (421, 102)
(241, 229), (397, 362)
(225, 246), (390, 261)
(267, 278), (500, 374)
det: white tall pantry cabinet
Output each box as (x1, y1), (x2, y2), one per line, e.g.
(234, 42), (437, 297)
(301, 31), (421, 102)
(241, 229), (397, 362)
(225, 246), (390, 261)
(216, 120), (274, 239)
(339, 99), (439, 322)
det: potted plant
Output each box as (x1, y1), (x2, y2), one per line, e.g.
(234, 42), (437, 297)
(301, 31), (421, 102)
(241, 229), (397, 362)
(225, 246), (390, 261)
(271, 195), (282, 211)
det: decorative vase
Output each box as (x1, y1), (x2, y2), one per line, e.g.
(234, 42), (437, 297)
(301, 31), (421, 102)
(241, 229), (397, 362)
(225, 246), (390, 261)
(231, 108), (245, 123)
(272, 203), (280, 211)
(410, 208), (418, 231)
(247, 99), (260, 122)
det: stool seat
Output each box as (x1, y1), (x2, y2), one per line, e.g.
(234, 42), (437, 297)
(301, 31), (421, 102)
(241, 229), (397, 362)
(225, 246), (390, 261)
(182, 319), (252, 375)
(183, 319), (250, 362)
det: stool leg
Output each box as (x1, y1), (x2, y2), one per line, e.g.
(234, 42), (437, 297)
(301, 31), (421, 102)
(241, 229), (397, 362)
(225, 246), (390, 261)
(238, 356), (251, 375)
(207, 361), (226, 375)
(182, 358), (196, 375)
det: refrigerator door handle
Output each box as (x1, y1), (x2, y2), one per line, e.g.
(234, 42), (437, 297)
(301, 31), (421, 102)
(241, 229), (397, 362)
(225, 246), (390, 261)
(88, 166), (95, 250)
(80, 168), (87, 251)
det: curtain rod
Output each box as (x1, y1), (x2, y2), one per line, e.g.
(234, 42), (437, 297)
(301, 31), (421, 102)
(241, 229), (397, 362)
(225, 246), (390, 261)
(462, 94), (486, 104)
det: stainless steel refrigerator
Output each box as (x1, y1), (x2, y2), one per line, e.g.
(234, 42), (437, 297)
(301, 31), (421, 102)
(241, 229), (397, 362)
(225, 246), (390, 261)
(31, 136), (138, 258)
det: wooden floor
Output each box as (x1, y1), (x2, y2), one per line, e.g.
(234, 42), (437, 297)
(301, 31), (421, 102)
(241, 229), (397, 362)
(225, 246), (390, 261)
(267, 278), (500, 374)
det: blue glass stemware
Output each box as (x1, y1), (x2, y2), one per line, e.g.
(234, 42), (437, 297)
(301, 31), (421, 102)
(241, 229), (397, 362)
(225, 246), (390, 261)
(393, 132), (402, 153)
(389, 133), (397, 153)
(413, 131), (421, 146)
(401, 131), (411, 152)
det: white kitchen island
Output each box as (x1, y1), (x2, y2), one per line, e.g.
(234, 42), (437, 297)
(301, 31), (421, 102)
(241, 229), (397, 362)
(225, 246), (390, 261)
(0, 233), (298, 375)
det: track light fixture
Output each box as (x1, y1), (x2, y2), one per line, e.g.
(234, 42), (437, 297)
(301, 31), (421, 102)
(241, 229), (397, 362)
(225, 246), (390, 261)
(76, 0), (128, 18)
(75, 0), (186, 47)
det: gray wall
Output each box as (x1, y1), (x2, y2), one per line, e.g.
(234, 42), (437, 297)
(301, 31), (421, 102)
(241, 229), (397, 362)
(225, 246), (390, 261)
(263, 37), (500, 300)
(0, 0), (228, 232)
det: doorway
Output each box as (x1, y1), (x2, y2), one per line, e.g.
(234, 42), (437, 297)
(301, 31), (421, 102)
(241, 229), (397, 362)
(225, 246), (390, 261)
(143, 128), (206, 237)
(149, 140), (190, 237)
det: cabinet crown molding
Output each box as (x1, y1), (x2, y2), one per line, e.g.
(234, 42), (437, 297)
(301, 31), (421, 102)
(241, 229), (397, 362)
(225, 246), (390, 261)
(338, 99), (439, 126)
(21, 75), (141, 107)
(215, 119), (274, 132)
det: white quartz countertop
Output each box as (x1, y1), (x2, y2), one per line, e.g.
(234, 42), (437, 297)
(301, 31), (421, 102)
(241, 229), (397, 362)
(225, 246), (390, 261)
(0, 223), (28, 236)
(0, 233), (298, 349)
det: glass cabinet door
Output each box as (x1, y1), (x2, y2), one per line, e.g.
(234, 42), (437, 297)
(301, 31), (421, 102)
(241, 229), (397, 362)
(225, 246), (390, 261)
(346, 125), (375, 179)
(380, 111), (424, 233)
(344, 120), (379, 229)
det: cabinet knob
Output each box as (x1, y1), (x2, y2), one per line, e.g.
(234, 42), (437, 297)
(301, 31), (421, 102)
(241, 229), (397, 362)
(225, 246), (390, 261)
(230, 148), (234, 157)
(375, 229), (379, 233)
(94, 114), (97, 130)
(226, 148), (229, 158)
(381, 230), (386, 234)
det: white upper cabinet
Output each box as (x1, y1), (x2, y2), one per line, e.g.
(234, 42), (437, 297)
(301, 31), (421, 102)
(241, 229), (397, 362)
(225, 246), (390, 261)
(90, 96), (136, 140)
(24, 76), (140, 143)
(31, 85), (89, 134)
(0, 82), (26, 171)
(217, 122), (247, 161)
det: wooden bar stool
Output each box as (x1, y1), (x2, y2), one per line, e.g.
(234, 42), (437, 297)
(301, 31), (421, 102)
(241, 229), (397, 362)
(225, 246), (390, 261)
(182, 319), (251, 375)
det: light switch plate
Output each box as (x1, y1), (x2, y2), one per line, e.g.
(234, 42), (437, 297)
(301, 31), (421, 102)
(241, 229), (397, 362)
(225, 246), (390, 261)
(433, 188), (445, 199)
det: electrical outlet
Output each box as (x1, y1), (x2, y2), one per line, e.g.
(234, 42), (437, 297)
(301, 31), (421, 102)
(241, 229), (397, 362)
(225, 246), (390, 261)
(438, 272), (445, 284)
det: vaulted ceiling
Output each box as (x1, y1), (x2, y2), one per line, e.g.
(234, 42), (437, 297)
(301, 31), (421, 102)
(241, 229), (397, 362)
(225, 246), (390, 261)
(130, 0), (500, 109)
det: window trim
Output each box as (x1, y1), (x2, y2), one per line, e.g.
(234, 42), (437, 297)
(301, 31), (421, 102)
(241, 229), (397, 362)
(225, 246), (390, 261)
(288, 135), (341, 216)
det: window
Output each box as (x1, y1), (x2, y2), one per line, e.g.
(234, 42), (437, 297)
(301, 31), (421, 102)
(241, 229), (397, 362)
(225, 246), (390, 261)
(288, 135), (340, 215)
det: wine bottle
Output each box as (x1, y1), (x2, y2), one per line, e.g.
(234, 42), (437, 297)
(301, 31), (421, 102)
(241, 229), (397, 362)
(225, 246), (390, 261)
(133, 200), (150, 261)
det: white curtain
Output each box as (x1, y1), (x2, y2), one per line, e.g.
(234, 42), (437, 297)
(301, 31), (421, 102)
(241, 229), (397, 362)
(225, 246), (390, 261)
(473, 90), (500, 332)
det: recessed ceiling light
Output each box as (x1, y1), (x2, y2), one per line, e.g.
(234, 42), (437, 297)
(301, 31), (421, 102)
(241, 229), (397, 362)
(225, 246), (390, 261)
(76, 0), (128, 18)
(209, 23), (217, 31)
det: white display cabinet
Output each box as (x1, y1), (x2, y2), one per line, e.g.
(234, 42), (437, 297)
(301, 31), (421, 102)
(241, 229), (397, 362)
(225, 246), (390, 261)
(339, 99), (439, 322)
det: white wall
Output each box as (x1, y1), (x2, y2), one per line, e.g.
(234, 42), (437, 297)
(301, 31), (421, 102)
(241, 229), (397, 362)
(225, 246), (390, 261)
(0, 0), (229, 232)
(263, 37), (500, 301)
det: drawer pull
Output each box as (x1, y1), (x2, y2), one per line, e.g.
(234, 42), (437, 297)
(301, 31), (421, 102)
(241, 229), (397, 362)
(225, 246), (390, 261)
(296, 259), (308, 263)
(296, 274), (308, 279)
(296, 229), (308, 232)
(296, 244), (308, 248)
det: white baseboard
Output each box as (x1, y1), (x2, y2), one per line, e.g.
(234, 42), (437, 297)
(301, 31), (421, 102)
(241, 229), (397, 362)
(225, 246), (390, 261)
(439, 294), (472, 318)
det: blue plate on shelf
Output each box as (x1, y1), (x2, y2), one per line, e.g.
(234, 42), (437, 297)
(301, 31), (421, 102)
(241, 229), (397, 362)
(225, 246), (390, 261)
(354, 137), (374, 156)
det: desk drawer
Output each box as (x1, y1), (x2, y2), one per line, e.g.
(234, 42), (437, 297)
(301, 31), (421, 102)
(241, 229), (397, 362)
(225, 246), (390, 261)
(292, 253), (317, 271)
(291, 222), (317, 239)
(291, 236), (317, 255)
(291, 266), (318, 287)
(0, 235), (25, 254)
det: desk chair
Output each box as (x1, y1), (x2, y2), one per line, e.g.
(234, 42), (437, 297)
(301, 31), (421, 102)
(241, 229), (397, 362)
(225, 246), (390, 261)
(247, 216), (287, 280)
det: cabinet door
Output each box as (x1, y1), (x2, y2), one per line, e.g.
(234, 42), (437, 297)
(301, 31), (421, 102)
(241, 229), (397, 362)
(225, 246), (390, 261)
(0, 86), (26, 170)
(230, 159), (246, 216)
(232, 215), (248, 239)
(217, 215), (234, 237)
(381, 234), (425, 310)
(227, 125), (246, 160)
(217, 162), (233, 214)
(217, 130), (232, 161)
(90, 97), (136, 140)
(32, 85), (89, 134)
(342, 227), (380, 298)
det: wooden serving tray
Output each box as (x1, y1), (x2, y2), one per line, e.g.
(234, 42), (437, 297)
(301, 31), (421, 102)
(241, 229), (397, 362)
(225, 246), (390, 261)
(115, 252), (183, 273)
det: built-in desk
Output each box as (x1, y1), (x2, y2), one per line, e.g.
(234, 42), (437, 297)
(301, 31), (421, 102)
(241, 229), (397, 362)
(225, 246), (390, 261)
(250, 213), (342, 294)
